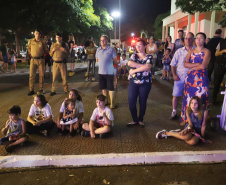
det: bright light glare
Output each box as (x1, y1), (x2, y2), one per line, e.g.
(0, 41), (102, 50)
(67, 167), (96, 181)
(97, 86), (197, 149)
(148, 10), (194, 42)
(112, 11), (120, 18)
(131, 33), (135, 37)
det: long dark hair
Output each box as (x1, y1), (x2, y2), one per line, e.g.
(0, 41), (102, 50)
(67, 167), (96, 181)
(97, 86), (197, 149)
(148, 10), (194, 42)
(70, 89), (82, 101)
(35, 94), (48, 107)
(196, 32), (207, 48)
(187, 96), (204, 120)
(164, 35), (172, 50)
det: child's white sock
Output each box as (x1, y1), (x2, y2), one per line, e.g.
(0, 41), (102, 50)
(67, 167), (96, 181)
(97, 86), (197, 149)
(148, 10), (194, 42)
(173, 109), (176, 113)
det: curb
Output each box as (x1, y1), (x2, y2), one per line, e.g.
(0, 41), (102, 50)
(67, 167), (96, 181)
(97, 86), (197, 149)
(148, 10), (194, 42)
(1, 151), (226, 168)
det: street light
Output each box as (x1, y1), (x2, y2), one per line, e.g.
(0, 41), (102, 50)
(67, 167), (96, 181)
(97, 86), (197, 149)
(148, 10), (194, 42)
(131, 33), (135, 39)
(112, 11), (120, 48)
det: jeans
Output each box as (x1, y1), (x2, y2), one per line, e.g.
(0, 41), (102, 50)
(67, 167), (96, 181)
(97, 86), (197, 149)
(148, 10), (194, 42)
(87, 59), (96, 78)
(128, 80), (152, 122)
(157, 52), (163, 68)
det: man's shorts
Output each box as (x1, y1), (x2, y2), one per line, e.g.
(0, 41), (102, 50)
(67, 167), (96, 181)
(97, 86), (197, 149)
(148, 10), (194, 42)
(172, 79), (185, 97)
(113, 67), (118, 76)
(163, 65), (170, 71)
(45, 54), (52, 67)
(3, 55), (9, 63)
(99, 74), (114, 91)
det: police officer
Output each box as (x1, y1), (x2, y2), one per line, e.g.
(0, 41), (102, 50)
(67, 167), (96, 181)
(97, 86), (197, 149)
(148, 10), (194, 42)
(49, 33), (69, 96)
(27, 29), (49, 96)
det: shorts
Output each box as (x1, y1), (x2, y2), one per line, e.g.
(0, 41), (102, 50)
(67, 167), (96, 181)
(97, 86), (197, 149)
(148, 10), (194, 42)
(94, 122), (112, 128)
(163, 65), (170, 71)
(99, 74), (114, 91)
(3, 55), (9, 63)
(172, 79), (185, 97)
(45, 54), (52, 67)
(114, 67), (118, 76)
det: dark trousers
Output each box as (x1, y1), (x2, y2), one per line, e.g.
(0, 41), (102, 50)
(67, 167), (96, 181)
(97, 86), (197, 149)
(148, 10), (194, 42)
(213, 56), (226, 101)
(25, 121), (55, 134)
(208, 56), (215, 83)
(128, 80), (151, 122)
(87, 59), (96, 78)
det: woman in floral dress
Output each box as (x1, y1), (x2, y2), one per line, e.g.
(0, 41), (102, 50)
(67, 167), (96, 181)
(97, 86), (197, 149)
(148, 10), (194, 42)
(181, 32), (211, 123)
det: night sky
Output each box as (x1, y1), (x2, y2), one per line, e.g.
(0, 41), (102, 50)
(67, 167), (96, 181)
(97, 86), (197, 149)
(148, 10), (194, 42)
(95, 0), (171, 24)
(95, 0), (171, 40)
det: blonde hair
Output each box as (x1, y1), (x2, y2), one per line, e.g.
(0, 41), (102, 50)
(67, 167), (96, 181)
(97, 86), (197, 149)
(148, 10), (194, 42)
(187, 96), (203, 120)
(68, 34), (74, 41)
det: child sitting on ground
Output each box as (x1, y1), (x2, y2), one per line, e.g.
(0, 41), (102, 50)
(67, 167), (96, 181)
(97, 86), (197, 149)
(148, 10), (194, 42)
(81, 94), (114, 139)
(156, 96), (210, 145)
(60, 99), (78, 137)
(118, 53), (128, 78)
(161, 48), (171, 80)
(0, 105), (28, 153)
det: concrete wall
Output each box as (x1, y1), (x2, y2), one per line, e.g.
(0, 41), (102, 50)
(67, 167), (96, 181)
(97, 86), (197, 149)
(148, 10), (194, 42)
(171, 0), (180, 14)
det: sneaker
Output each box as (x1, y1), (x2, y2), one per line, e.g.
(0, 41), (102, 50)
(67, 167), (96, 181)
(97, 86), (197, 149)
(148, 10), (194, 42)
(41, 130), (48, 137)
(127, 122), (137, 127)
(5, 145), (14, 153)
(50, 91), (56, 96)
(99, 133), (108, 139)
(28, 90), (35, 96)
(99, 132), (112, 139)
(169, 111), (178, 120)
(85, 78), (89, 82)
(69, 131), (75, 137)
(91, 77), (95, 82)
(57, 128), (63, 135)
(138, 122), (145, 128)
(156, 130), (167, 139)
(39, 90), (45, 94)
(81, 130), (90, 137)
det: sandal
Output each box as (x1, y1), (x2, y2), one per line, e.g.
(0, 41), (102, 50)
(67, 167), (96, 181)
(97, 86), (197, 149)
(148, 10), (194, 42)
(5, 145), (14, 153)
(127, 122), (137, 127)
(138, 122), (145, 128)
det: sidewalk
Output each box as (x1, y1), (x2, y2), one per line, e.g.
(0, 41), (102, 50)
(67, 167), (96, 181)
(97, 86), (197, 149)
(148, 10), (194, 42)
(0, 63), (226, 168)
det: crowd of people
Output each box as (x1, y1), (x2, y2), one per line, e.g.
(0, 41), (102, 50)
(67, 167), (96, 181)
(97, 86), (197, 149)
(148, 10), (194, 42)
(0, 28), (226, 153)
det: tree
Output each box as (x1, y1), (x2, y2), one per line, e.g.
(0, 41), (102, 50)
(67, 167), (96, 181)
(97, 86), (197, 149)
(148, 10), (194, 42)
(0, 0), (109, 53)
(153, 11), (170, 40)
(175, 0), (226, 27)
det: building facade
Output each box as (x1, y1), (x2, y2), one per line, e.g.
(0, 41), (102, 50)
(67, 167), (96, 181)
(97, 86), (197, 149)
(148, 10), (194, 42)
(162, 0), (226, 41)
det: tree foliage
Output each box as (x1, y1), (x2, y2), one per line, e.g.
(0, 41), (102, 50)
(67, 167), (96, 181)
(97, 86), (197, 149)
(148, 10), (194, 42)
(0, 0), (113, 44)
(175, 0), (226, 27)
(175, 0), (226, 14)
(153, 11), (170, 40)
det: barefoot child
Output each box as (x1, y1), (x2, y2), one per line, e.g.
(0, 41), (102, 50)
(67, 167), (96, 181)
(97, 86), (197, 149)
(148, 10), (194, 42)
(161, 49), (171, 80)
(1, 105), (28, 153)
(81, 94), (114, 139)
(60, 99), (78, 137)
(156, 96), (210, 145)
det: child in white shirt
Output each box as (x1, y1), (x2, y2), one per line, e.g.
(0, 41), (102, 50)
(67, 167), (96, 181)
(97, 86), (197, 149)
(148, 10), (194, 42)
(81, 94), (114, 139)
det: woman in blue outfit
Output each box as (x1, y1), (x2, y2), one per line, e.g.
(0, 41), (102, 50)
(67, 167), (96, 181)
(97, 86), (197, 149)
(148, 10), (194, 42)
(127, 38), (152, 127)
(181, 32), (210, 124)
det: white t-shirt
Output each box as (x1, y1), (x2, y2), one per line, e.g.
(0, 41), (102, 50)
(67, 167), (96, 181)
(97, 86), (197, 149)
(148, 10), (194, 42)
(60, 100), (84, 117)
(119, 59), (128, 67)
(90, 106), (114, 126)
(28, 103), (53, 120)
